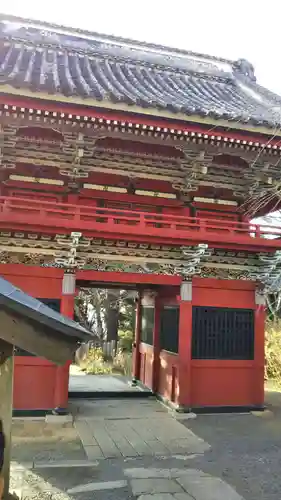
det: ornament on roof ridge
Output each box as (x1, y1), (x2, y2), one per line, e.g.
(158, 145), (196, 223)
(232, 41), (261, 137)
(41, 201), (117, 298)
(233, 58), (256, 82)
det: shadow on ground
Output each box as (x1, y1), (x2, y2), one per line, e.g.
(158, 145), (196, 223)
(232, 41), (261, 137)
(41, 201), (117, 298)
(183, 386), (281, 500)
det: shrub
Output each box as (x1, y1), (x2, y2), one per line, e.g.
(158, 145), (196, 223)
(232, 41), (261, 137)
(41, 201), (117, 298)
(81, 347), (113, 375)
(118, 330), (134, 352)
(113, 349), (133, 376)
(265, 319), (281, 383)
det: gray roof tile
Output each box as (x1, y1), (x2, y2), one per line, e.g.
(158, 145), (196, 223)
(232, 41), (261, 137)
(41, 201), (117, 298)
(0, 276), (91, 342)
(0, 16), (281, 127)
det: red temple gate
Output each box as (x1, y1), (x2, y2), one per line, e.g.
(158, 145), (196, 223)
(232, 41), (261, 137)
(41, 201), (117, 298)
(0, 14), (280, 412)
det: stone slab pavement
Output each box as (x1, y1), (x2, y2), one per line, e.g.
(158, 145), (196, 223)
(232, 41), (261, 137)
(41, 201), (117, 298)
(71, 398), (210, 459)
(9, 397), (244, 499)
(10, 460), (244, 500)
(69, 365), (140, 393)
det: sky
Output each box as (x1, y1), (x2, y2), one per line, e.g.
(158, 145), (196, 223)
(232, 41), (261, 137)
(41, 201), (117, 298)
(1, 0), (281, 95)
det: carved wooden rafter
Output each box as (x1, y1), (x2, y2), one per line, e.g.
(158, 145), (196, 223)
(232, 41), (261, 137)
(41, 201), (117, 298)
(173, 148), (211, 194)
(254, 251), (281, 291)
(1, 108), (280, 163)
(0, 117), (277, 200)
(0, 231), (279, 284)
(0, 125), (18, 170)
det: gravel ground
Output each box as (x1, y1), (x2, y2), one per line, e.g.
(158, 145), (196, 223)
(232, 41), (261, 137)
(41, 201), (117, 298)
(11, 462), (132, 500)
(184, 389), (281, 500)
(11, 420), (86, 463)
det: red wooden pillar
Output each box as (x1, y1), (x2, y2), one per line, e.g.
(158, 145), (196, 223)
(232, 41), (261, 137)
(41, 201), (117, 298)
(132, 290), (142, 384)
(53, 272), (76, 414)
(178, 281), (193, 410)
(254, 289), (266, 406)
(152, 294), (161, 393)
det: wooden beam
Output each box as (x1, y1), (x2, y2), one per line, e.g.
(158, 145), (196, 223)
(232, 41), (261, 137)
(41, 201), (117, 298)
(0, 113), (276, 163)
(0, 340), (13, 497)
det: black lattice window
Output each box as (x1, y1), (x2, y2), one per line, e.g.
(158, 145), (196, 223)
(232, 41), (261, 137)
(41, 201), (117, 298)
(160, 306), (179, 354)
(141, 306), (154, 345)
(192, 306), (254, 360)
(15, 299), (61, 356)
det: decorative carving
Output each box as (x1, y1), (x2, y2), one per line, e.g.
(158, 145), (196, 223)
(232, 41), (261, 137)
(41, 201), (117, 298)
(0, 112), (277, 204)
(55, 232), (84, 269)
(255, 251), (281, 292)
(198, 266), (253, 280)
(233, 59), (256, 82)
(172, 148), (212, 194)
(180, 243), (211, 276)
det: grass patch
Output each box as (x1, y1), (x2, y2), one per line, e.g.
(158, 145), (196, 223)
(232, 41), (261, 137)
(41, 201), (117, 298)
(80, 346), (132, 376)
(113, 350), (132, 376)
(265, 319), (281, 383)
(80, 347), (113, 374)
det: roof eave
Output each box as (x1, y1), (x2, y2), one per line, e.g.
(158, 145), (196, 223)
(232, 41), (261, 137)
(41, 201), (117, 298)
(0, 84), (280, 138)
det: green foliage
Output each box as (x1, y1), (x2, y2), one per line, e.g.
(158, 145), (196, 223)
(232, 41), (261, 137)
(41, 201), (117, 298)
(80, 346), (132, 377)
(118, 330), (134, 352)
(265, 319), (281, 383)
(81, 347), (113, 375)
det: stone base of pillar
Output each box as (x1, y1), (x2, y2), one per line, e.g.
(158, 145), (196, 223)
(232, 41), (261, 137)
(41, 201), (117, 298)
(131, 377), (137, 387)
(52, 407), (69, 416)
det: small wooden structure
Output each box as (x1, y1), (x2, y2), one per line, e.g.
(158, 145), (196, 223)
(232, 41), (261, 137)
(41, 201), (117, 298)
(0, 276), (91, 498)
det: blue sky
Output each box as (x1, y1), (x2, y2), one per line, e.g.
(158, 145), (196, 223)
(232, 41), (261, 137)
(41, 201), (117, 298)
(1, 0), (281, 95)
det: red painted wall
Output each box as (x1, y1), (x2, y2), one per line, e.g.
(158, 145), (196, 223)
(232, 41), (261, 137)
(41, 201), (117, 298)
(14, 358), (57, 410)
(158, 350), (179, 404)
(0, 264), (263, 410)
(191, 278), (261, 408)
(0, 265), (64, 410)
(0, 264), (63, 298)
(139, 343), (153, 388)
(141, 279), (262, 409)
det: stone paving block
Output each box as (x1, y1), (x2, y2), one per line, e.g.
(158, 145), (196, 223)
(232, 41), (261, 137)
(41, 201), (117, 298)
(166, 438), (209, 454)
(138, 495), (175, 500)
(33, 459), (99, 468)
(114, 421), (154, 456)
(131, 478), (183, 495)
(89, 422), (122, 458)
(129, 419), (160, 441)
(124, 467), (209, 479)
(67, 479), (128, 493)
(144, 440), (171, 456)
(177, 475), (243, 500)
(74, 397), (210, 460)
(45, 414), (73, 424)
(104, 420), (140, 457)
(83, 444), (105, 460)
(174, 494), (197, 500)
(74, 420), (97, 447)
(108, 431), (139, 457)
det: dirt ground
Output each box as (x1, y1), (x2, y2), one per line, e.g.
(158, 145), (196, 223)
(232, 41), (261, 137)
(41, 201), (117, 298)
(11, 420), (86, 463)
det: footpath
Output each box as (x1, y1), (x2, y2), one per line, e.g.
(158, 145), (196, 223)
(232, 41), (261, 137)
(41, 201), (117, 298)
(10, 398), (244, 500)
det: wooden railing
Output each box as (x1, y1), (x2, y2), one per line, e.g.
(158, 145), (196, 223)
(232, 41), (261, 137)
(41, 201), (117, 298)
(0, 196), (280, 245)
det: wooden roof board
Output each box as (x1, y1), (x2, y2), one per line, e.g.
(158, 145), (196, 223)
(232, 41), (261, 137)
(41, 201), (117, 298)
(0, 276), (92, 364)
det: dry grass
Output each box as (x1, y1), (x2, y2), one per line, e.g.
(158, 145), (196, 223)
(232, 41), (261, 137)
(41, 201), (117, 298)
(265, 319), (281, 382)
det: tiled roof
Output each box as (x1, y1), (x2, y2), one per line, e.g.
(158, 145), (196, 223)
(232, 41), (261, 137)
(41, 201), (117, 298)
(1, 15), (281, 128)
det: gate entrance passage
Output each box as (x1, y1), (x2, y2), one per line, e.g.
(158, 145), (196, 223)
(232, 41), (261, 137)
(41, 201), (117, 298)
(0, 14), (280, 414)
